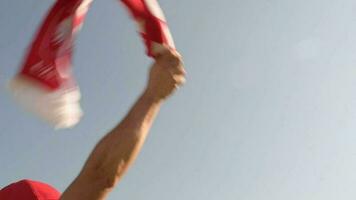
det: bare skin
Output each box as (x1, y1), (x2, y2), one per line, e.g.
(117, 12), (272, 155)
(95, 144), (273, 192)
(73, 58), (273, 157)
(60, 49), (186, 200)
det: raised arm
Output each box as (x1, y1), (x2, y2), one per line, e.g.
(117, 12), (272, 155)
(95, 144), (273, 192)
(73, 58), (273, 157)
(60, 49), (186, 200)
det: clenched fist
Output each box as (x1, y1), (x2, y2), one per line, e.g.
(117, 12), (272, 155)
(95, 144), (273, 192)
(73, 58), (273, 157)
(145, 49), (186, 101)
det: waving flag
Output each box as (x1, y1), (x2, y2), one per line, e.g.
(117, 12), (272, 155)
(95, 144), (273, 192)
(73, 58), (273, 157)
(9, 0), (175, 129)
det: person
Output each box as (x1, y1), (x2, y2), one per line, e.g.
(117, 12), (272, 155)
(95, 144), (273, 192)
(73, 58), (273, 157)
(0, 49), (186, 200)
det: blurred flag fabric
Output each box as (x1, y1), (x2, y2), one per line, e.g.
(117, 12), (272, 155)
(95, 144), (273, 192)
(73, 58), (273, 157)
(9, 0), (175, 129)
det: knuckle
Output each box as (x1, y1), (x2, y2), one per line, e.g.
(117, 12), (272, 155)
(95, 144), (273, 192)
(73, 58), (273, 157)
(169, 56), (180, 64)
(176, 52), (183, 59)
(173, 74), (186, 84)
(179, 66), (186, 74)
(180, 78), (186, 85)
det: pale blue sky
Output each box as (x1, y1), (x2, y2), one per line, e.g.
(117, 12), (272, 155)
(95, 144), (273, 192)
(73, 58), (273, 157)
(1, 0), (356, 199)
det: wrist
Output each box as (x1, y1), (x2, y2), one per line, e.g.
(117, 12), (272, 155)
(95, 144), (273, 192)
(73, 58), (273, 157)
(142, 88), (164, 104)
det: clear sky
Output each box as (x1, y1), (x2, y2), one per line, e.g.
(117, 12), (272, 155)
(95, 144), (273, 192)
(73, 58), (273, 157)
(1, 0), (356, 199)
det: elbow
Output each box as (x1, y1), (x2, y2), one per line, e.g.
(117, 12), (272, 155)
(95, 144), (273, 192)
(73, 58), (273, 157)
(80, 132), (142, 190)
(84, 158), (128, 190)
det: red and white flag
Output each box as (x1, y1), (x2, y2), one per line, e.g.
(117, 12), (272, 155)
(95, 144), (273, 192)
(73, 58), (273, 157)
(9, 0), (175, 129)
(121, 0), (175, 56)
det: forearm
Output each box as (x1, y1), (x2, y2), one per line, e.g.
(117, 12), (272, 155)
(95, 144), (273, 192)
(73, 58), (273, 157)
(61, 90), (162, 200)
(85, 90), (162, 182)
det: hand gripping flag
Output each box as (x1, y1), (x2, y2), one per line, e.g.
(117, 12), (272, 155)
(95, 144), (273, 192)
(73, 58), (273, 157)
(9, 0), (175, 129)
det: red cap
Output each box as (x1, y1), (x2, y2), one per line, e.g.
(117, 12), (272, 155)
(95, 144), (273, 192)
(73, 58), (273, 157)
(0, 179), (61, 200)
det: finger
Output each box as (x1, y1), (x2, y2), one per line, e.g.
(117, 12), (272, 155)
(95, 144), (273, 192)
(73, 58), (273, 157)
(173, 74), (186, 85)
(167, 55), (181, 67)
(154, 47), (171, 60)
(172, 50), (183, 60)
(159, 48), (175, 58)
(177, 64), (186, 75)
(155, 54), (178, 68)
(169, 64), (186, 75)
